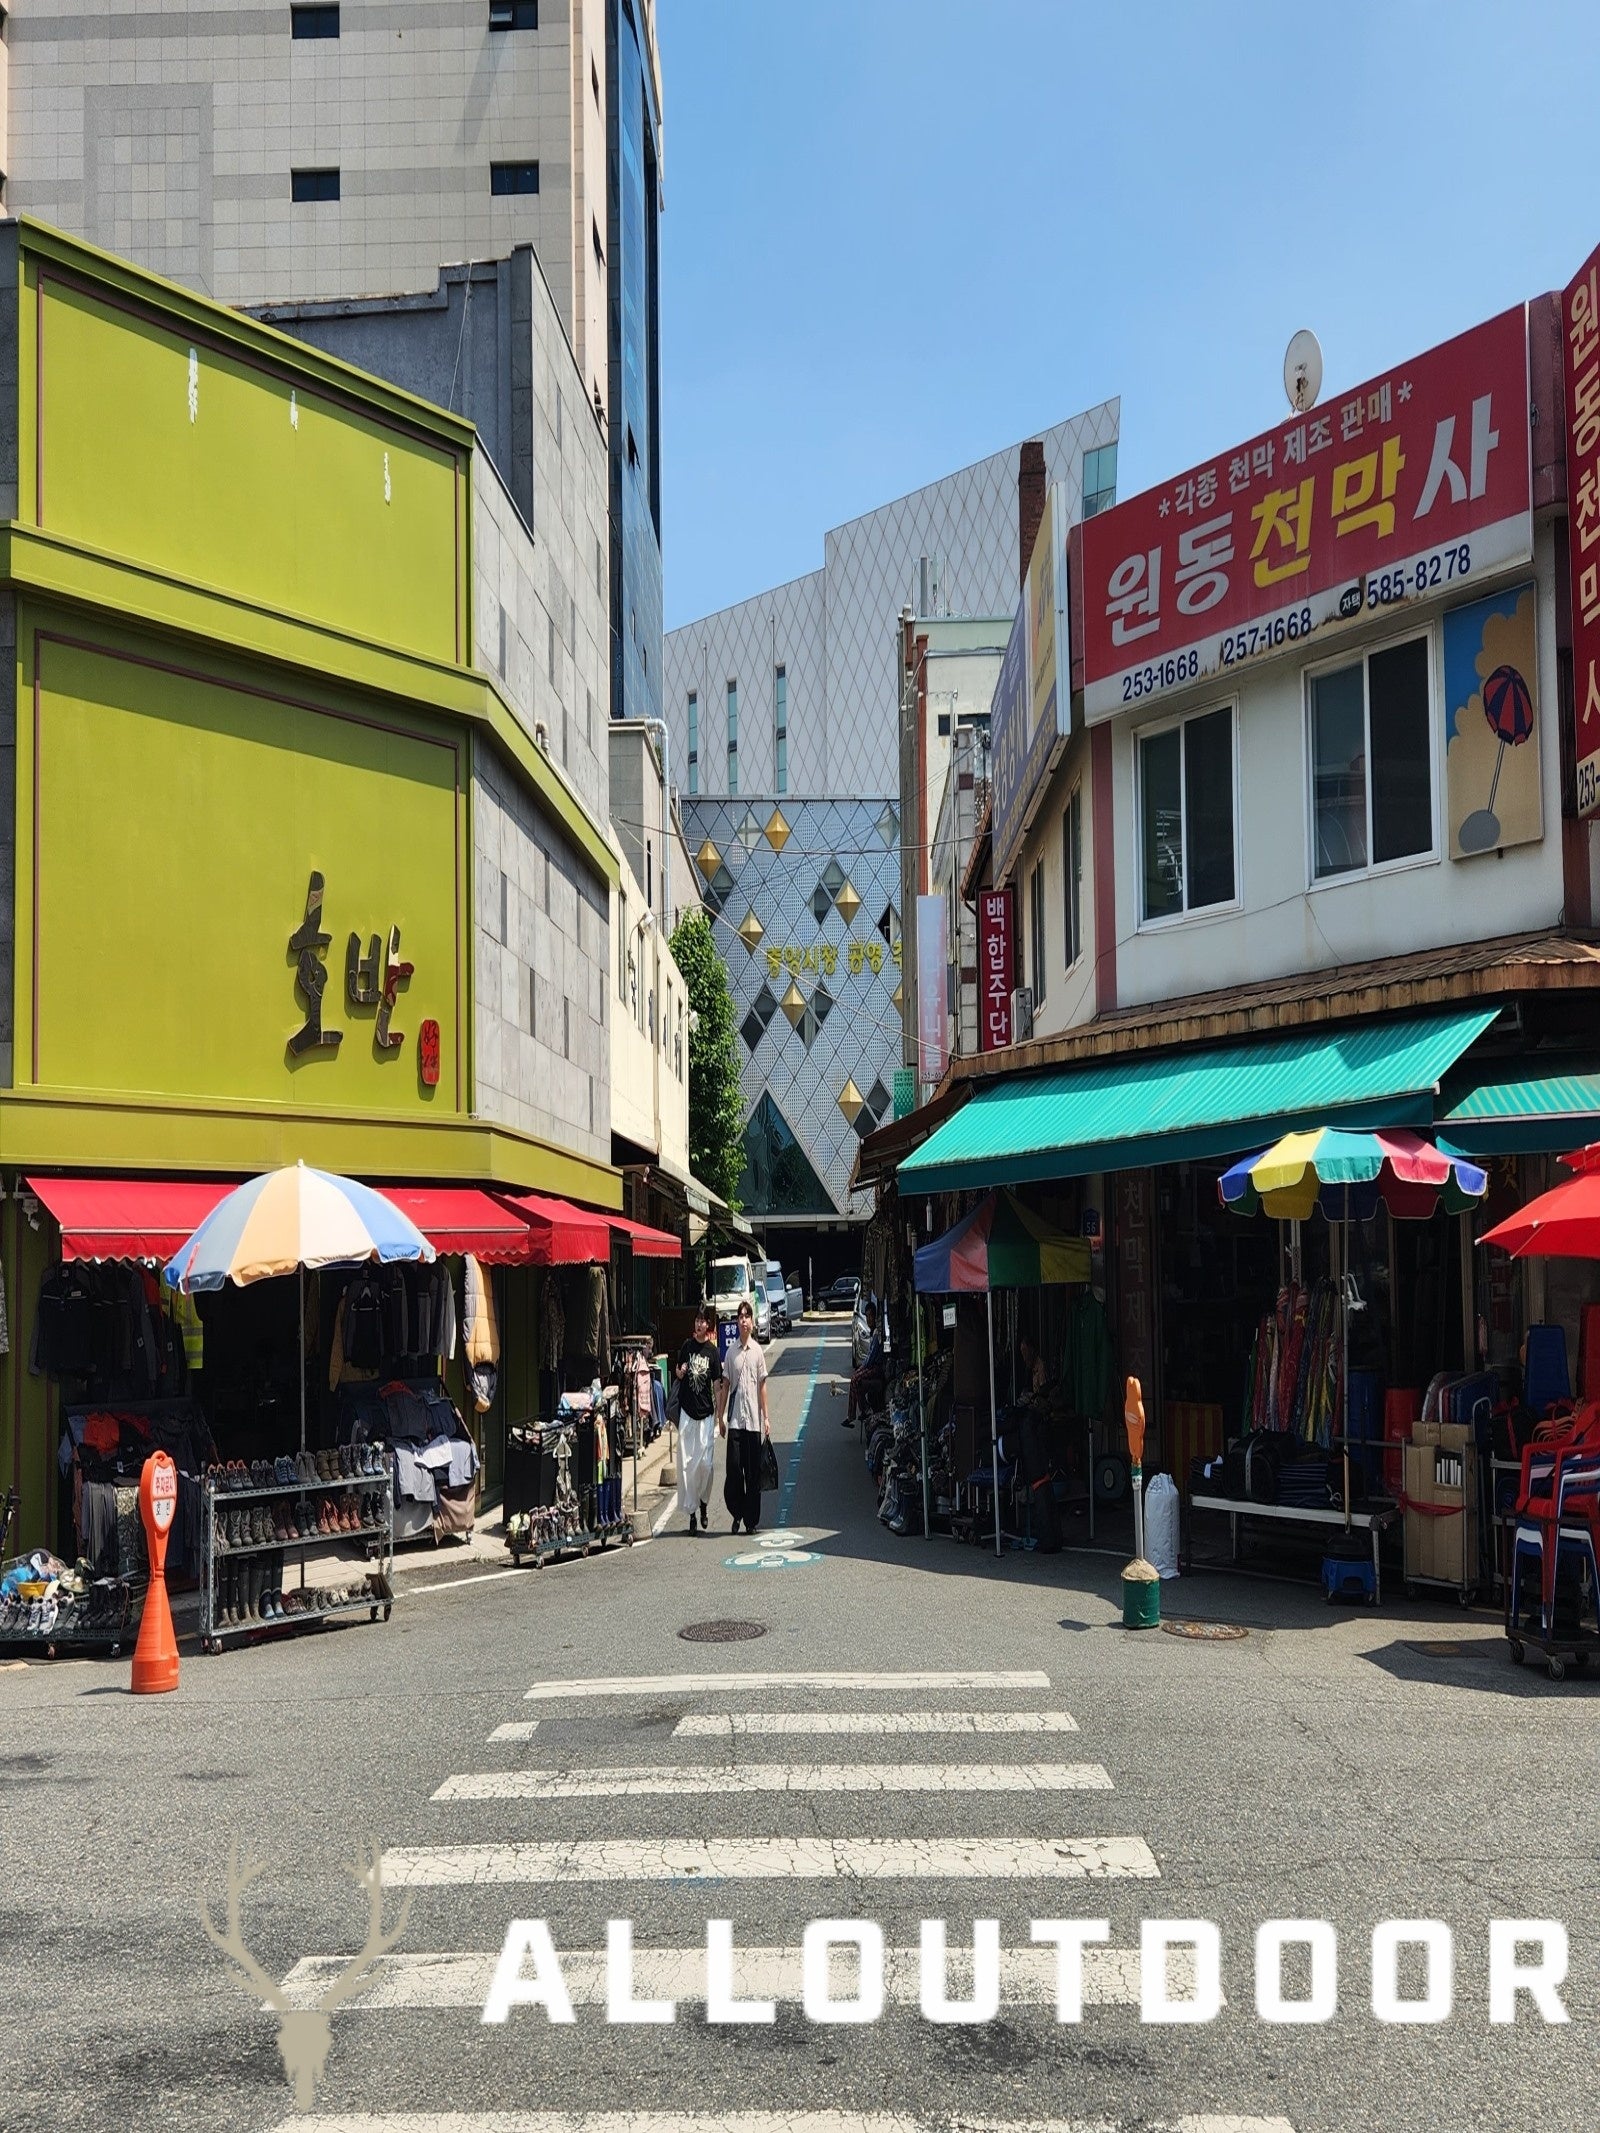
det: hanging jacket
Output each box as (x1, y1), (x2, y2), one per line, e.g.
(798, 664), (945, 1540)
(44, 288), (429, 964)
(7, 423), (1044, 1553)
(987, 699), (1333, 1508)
(464, 1253), (500, 1366)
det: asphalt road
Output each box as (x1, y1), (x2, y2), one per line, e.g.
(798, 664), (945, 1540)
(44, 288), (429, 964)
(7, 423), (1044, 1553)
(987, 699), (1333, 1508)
(3, 1322), (1598, 2133)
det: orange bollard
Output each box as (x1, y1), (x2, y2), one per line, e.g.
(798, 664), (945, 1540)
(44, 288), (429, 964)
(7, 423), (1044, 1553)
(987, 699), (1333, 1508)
(132, 1449), (180, 1694)
(1123, 1376), (1147, 1470)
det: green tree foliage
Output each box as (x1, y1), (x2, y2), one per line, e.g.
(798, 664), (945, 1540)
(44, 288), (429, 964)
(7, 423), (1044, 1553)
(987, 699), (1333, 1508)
(670, 909), (745, 1206)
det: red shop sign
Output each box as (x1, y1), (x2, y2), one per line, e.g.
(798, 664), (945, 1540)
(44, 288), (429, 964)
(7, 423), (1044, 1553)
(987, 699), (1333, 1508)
(978, 889), (1014, 1053)
(1081, 306), (1532, 721)
(1564, 243), (1600, 817)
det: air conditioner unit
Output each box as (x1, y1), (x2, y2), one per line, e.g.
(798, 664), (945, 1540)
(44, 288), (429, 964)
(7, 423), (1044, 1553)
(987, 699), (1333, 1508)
(1011, 987), (1034, 1041)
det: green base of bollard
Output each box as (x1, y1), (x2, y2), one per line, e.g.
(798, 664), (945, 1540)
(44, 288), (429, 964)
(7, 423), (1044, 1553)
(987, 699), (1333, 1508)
(1121, 1557), (1161, 1630)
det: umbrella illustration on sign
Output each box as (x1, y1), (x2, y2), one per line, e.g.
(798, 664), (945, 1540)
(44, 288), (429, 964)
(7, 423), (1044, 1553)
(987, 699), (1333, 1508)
(1457, 661), (1534, 853)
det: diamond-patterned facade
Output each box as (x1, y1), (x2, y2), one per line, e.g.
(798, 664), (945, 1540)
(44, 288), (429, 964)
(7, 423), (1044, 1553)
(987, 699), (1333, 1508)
(740, 1006), (767, 1054)
(780, 979), (807, 1030)
(876, 901), (899, 943)
(663, 399), (1121, 1220)
(737, 908), (765, 953)
(837, 1078), (864, 1124)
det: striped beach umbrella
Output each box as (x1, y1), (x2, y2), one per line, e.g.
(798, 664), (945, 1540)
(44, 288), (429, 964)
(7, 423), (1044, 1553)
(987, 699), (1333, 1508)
(1218, 1128), (1486, 1225)
(165, 1163), (434, 1450)
(164, 1162), (434, 1292)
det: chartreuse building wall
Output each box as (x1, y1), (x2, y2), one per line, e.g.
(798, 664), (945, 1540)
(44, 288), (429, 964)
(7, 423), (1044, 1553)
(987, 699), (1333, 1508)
(0, 219), (620, 1546)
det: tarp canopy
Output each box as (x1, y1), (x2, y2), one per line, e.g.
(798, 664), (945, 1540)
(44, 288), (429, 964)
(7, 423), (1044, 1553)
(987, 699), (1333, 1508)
(914, 1189), (1092, 1294)
(899, 1009), (1497, 1194)
(1438, 1057), (1600, 1155)
(27, 1176), (232, 1263)
(372, 1186), (540, 1263)
(609, 1213), (682, 1259)
(491, 1190), (612, 1265)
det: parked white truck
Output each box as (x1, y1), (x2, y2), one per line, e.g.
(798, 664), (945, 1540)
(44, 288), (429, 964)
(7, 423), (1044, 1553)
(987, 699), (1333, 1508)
(707, 1255), (771, 1340)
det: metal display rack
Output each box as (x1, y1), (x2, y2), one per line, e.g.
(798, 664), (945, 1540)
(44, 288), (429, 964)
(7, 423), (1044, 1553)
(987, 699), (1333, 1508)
(0, 1486), (148, 1658)
(504, 1423), (633, 1567)
(199, 1466), (394, 1654)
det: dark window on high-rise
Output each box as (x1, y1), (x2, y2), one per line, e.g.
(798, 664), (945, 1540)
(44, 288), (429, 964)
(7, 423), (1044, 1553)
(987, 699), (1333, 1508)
(291, 4), (340, 38)
(490, 161), (540, 196)
(291, 168), (340, 203)
(489, 1), (538, 28)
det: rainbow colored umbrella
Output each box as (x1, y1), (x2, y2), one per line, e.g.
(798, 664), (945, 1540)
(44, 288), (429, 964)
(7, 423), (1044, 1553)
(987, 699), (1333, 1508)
(165, 1162), (434, 1451)
(915, 1192), (1091, 1559)
(1219, 1128), (1486, 1529)
(914, 1189), (1091, 1294)
(1218, 1128), (1486, 1225)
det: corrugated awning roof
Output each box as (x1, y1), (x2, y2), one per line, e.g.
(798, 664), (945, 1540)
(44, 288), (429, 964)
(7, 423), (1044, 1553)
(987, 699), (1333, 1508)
(1438, 1056), (1600, 1154)
(26, 1176), (233, 1262)
(899, 1009), (1497, 1194)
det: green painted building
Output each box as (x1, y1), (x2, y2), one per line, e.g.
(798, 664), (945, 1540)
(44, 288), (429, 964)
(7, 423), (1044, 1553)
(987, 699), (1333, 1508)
(0, 221), (623, 1552)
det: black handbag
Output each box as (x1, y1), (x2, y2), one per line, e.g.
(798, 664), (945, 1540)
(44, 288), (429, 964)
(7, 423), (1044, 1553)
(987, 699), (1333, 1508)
(759, 1437), (780, 1492)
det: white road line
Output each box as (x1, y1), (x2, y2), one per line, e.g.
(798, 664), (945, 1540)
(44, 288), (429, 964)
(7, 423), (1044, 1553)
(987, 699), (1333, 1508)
(406, 1566), (532, 1597)
(278, 1943), (1193, 2012)
(270, 2113), (1288, 2133)
(487, 1721), (540, 1743)
(381, 1836), (1159, 1886)
(523, 1671), (1052, 1702)
(675, 1711), (1079, 1737)
(432, 1762), (1112, 1801)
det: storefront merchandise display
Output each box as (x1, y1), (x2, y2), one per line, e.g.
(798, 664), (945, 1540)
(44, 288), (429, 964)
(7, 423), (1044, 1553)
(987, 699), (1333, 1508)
(338, 1377), (480, 1544)
(503, 1386), (635, 1565)
(200, 1447), (393, 1654)
(0, 1478), (143, 1656)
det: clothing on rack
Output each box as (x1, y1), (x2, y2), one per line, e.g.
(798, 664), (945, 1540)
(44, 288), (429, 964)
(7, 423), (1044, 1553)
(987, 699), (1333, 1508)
(1061, 1288), (1113, 1419)
(541, 1273), (566, 1372)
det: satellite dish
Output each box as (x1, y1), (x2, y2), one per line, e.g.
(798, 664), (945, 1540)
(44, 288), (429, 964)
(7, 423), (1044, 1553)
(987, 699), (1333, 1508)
(1284, 329), (1323, 414)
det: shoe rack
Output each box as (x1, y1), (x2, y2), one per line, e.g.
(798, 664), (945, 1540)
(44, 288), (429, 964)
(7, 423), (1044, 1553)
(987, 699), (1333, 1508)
(199, 1451), (395, 1655)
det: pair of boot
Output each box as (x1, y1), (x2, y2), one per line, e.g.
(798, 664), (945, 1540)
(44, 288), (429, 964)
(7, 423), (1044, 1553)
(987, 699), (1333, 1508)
(216, 1554), (287, 1627)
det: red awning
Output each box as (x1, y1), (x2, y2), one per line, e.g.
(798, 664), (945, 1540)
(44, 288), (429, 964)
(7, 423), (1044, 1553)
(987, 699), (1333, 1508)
(492, 1190), (613, 1265)
(373, 1186), (539, 1263)
(26, 1176), (233, 1263)
(610, 1214), (682, 1259)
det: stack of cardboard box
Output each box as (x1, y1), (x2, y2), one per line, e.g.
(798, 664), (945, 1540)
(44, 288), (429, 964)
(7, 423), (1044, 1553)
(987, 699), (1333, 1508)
(1403, 1420), (1478, 1589)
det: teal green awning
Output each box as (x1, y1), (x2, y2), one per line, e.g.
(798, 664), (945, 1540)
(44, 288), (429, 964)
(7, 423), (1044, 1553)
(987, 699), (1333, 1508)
(898, 1009), (1498, 1193)
(1437, 1057), (1600, 1155)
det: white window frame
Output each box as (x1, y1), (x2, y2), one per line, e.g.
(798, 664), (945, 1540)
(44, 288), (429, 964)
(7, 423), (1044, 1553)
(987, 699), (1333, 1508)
(1303, 625), (1439, 892)
(1062, 783), (1083, 973)
(1133, 698), (1242, 930)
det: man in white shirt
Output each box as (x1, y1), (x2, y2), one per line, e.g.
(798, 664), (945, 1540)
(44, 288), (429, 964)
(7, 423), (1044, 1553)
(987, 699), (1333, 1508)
(719, 1298), (770, 1535)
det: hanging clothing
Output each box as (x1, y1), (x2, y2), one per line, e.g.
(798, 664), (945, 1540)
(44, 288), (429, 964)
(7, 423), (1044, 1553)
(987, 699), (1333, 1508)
(463, 1254), (501, 1364)
(1062, 1289), (1113, 1419)
(161, 1277), (203, 1372)
(541, 1273), (566, 1373)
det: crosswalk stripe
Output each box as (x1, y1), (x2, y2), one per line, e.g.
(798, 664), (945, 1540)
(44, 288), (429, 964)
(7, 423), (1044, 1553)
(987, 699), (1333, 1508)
(278, 1942), (1193, 2012)
(268, 2112), (1293, 2132)
(523, 1671), (1052, 1702)
(381, 1836), (1160, 1886)
(487, 1722), (541, 1743)
(433, 1762), (1113, 1801)
(675, 1712), (1079, 1737)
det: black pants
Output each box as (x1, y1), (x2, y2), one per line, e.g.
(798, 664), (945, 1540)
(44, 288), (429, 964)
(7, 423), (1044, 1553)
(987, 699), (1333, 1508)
(723, 1428), (763, 1531)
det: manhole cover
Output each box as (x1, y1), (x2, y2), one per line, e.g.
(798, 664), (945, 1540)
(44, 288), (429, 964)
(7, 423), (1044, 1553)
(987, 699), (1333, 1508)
(1160, 1619), (1249, 1642)
(678, 1619), (768, 1643)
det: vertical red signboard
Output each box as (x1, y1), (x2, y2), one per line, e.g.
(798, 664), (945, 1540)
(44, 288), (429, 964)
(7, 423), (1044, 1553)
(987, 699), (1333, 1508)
(978, 889), (1014, 1052)
(1565, 244), (1600, 816)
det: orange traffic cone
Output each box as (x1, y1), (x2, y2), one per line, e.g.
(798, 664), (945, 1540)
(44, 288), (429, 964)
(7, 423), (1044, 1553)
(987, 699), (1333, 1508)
(132, 1449), (180, 1695)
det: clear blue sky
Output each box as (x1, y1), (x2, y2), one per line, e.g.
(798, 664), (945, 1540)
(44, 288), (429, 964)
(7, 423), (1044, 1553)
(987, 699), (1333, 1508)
(659, 0), (1600, 631)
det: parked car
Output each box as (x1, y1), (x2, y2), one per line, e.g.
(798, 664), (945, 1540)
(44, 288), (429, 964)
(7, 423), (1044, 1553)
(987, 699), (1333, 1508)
(784, 1272), (806, 1326)
(851, 1290), (886, 1369)
(763, 1259), (789, 1335)
(819, 1273), (861, 1311)
(708, 1254), (771, 1341)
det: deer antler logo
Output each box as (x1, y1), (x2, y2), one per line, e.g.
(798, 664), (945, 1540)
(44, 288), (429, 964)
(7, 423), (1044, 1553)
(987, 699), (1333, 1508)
(200, 1834), (412, 2107)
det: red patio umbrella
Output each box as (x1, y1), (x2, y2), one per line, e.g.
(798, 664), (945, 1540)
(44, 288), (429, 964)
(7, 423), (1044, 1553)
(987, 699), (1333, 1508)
(1478, 1159), (1600, 1259)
